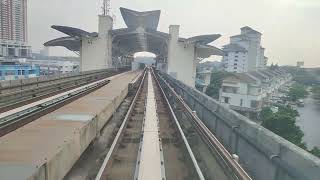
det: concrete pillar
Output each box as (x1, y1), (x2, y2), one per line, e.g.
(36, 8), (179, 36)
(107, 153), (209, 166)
(169, 25), (180, 41)
(80, 15), (113, 71)
(167, 25), (196, 87)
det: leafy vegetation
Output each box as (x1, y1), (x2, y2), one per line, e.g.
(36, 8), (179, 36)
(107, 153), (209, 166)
(287, 84), (308, 102)
(205, 71), (231, 99)
(284, 67), (319, 86)
(310, 147), (320, 158)
(312, 86), (320, 100)
(260, 106), (319, 158)
(261, 106), (305, 147)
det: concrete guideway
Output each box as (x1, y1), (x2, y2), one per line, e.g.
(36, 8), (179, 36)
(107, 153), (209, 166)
(0, 71), (141, 180)
(135, 71), (165, 180)
(0, 68), (253, 180)
(95, 68), (204, 180)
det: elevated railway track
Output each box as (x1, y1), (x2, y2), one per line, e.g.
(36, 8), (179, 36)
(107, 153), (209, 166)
(94, 68), (252, 180)
(0, 67), (252, 180)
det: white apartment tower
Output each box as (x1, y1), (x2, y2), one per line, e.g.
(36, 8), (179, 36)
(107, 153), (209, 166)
(0, 0), (31, 58)
(222, 26), (268, 73)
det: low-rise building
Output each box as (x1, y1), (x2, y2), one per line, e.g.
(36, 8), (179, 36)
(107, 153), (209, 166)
(27, 53), (80, 75)
(219, 68), (292, 117)
(0, 63), (40, 81)
(219, 73), (264, 113)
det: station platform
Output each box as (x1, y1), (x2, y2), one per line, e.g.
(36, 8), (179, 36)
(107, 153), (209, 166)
(0, 70), (141, 180)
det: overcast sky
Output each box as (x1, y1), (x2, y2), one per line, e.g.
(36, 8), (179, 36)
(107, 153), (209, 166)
(28, 0), (320, 67)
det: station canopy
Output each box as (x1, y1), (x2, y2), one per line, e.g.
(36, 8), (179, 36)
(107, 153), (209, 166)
(44, 7), (223, 58)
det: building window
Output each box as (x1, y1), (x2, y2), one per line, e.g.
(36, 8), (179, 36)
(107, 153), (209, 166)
(240, 99), (243, 106)
(224, 97), (230, 104)
(234, 63), (237, 66)
(234, 67), (237, 69)
(223, 86), (238, 93)
(235, 56), (238, 58)
(235, 59), (238, 62)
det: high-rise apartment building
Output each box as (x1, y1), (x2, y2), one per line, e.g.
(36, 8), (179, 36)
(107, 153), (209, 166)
(222, 26), (268, 73)
(0, 0), (31, 59)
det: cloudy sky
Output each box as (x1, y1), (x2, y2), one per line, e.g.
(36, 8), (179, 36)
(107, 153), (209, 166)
(28, 0), (320, 67)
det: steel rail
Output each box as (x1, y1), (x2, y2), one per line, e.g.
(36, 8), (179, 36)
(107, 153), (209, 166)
(0, 68), (126, 92)
(0, 76), (113, 137)
(0, 68), (127, 113)
(151, 68), (205, 180)
(94, 69), (147, 180)
(156, 71), (252, 180)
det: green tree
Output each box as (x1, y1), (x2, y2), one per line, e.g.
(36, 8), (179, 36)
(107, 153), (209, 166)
(284, 67), (319, 85)
(288, 84), (308, 102)
(205, 71), (231, 99)
(278, 105), (299, 118)
(261, 105), (320, 158)
(262, 113), (305, 147)
(312, 86), (320, 100)
(261, 106), (305, 148)
(259, 107), (273, 120)
(309, 147), (320, 158)
(205, 84), (220, 99)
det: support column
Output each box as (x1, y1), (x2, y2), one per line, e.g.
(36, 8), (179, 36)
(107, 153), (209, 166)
(80, 15), (113, 71)
(167, 25), (196, 87)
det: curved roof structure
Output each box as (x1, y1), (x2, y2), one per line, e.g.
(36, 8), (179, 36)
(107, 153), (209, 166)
(112, 28), (169, 56)
(196, 44), (225, 58)
(184, 34), (221, 45)
(51, 25), (98, 38)
(44, 7), (223, 58)
(44, 36), (80, 51)
(120, 7), (161, 30)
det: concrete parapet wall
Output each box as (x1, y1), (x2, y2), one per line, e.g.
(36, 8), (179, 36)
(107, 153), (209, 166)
(160, 72), (320, 180)
(27, 86), (129, 180)
(45, 79), (131, 180)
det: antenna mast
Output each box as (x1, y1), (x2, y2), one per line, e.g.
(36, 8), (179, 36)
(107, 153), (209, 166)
(101, 0), (116, 25)
(102, 0), (110, 16)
